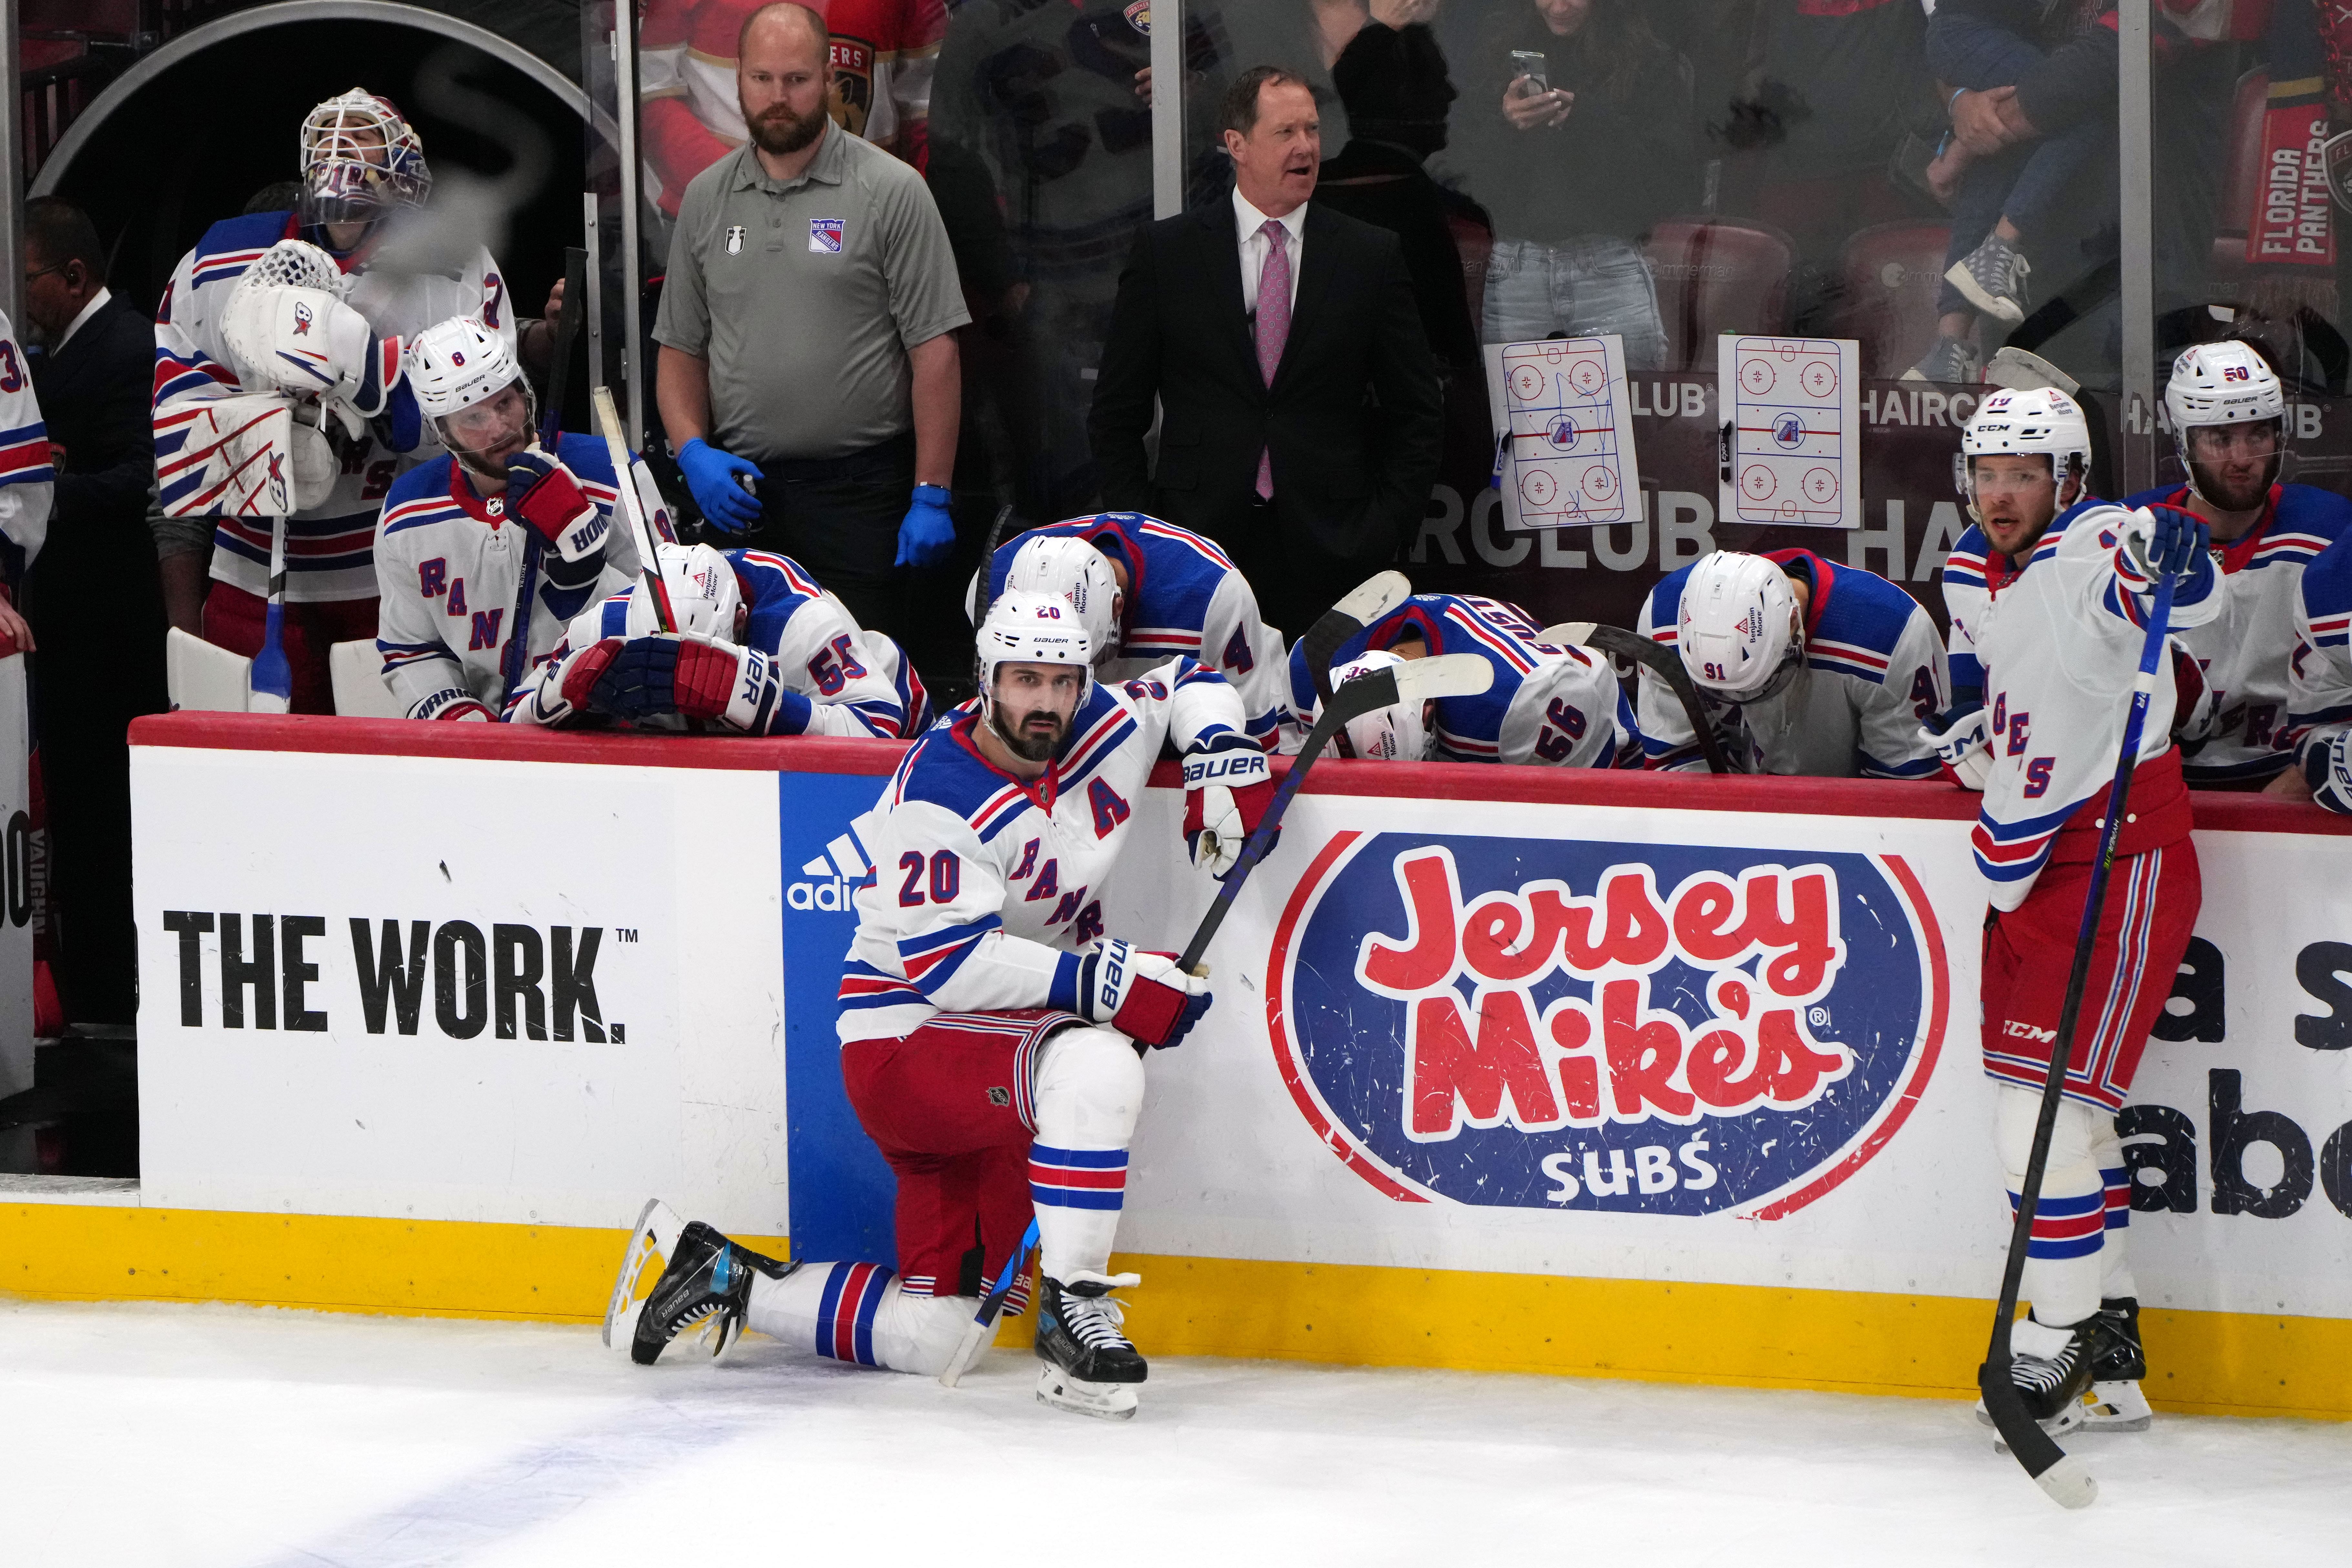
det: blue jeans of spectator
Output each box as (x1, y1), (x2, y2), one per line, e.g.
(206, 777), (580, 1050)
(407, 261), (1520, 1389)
(1936, 118), (2114, 318)
(1483, 235), (1669, 369)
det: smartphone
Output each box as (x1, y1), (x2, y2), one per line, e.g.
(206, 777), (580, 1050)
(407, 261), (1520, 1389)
(1509, 49), (1548, 94)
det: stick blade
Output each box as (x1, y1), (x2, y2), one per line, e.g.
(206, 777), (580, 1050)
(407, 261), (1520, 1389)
(937, 1320), (990, 1388)
(2032, 1454), (2099, 1510)
(1985, 346), (2082, 398)
(1537, 621), (1598, 647)
(1395, 652), (1495, 702)
(1329, 569), (1411, 627)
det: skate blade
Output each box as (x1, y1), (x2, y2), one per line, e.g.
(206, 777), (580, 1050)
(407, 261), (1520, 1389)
(1035, 1365), (1138, 1421)
(603, 1198), (682, 1352)
(2080, 1380), (2153, 1433)
(1992, 1400), (2085, 1452)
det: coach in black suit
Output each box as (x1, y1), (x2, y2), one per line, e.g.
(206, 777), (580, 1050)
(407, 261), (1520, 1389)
(1089, 65), (1442, 637)
(23, 198), (169, 1024)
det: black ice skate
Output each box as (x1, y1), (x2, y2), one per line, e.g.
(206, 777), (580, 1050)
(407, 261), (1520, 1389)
(2004, 1315), (2097, 1435)
(2081, 1297), (2152, 1432)
(1034, 1270), (1146, 1420)
(629, 1220), (797, 1366)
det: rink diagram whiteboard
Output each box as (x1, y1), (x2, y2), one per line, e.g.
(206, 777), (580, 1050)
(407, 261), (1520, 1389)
(1486, 335), (1641, 531)
(1718, 335), (1862, 530)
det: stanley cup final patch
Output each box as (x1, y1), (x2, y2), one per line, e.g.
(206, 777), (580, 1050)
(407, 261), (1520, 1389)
(810, 218), (845, 254)
(725, 224), (746, 255)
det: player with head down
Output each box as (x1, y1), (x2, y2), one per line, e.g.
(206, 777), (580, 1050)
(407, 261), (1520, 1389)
(612, 590), (1273, 1419)
(1633, 548), (1947, 776)
(980, 515), (1294, 751)
(153, 90), (563, 709)
(1287, 592), (1636, 767)
(513, 539), (929, 735)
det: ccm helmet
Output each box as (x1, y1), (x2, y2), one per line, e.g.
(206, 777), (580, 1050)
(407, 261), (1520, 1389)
(2166, 340), (2286, 506)
(976, 589), (1094, 719)
(1678, 551), (1801, 704)
(1005, 533), (1121, 662)
(1956, 387), (2092, 520)
(629, 543), (744, 642)
(1321, 650), (1432, 762)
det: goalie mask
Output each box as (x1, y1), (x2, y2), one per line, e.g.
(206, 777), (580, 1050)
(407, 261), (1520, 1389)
(629, 543), (745, 641)
(2165, 341), (2285, 511)
(1005, 534), (1121, 662)
(1956, 387), (2091, 523)
(1678, 551), (1802, 705)
(300, 89), (432, 229)
(405, 317), (533, 477)
(1320, 649), (1433, 762)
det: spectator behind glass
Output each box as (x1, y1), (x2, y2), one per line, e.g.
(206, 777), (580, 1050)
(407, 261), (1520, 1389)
(1316, 19), (1495, 497)
(1458, 0), (1694, 366)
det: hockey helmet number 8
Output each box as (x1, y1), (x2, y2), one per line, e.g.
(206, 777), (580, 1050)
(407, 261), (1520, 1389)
(1956, 386), (2092, 519)
(1678, 550), (1801, 704)
(631, 542), (744, 642)
(406, 317), (529, 436)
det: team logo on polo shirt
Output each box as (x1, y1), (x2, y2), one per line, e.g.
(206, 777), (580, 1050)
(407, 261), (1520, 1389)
(810, 218), (844, 254)
(725, 225), (745, 256)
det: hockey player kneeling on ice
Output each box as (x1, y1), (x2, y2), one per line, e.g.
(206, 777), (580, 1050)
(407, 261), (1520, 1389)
(371, 319), (634, 720)
(1293, 593), (1636, 766)
(615, 590), (1272, 1418)
(1931, 478), (2218, 1436)
(1636, 549), (1948, 776)
(513, 541), (930, 735)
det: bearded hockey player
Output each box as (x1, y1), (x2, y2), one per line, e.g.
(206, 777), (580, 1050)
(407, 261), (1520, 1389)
(152, 90), (547, 711)
(2116, 343), (2347, 787)
(981, 515), (1292, 751)
(1291, 593), (1634, 767)
(616, 591), (1272, 1418)
(1634, 549), (1947, 777)
(1925, 481), (2218, 1436)
(514, 540), (929, 735)
(371, 319), (634, 721)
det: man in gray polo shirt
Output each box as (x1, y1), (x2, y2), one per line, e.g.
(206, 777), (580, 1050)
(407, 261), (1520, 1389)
(654, 1), (969, 650)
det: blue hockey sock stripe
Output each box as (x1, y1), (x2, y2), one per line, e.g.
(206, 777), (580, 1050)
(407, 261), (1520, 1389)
(812, 1260), (895, 1366)
(1030, 1144), (1129, 1212)
(2102, 1164), (2130, 1232)
(2008, 1187), (2106, 1260)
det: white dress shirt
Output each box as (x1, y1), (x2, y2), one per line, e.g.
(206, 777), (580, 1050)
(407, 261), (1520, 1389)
(56, 286), (111, 352)
(1233, 189), (1305, 317)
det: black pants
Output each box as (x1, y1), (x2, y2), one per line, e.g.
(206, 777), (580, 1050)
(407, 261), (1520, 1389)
(740, 432), (918, 650)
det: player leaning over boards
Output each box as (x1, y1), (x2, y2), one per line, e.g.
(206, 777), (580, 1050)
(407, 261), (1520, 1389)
(1633, 549), (1948, 776)
(1923, 393), (2221, 1436)
(612, 591), (1273, 1419)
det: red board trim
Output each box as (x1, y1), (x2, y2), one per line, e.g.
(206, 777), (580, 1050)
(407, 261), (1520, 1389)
(127, 712), (905, 775)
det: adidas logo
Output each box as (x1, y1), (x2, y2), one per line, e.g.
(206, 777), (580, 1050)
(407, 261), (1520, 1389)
(790, 833), (871, 912)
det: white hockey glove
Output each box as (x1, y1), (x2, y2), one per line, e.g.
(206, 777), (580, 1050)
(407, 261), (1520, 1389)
(2306, 730), (2352, 815)
(1073, 938), (1212, 1049)
(1921, 702), (1991, 791)
(219, 280), (393, 418)
(1181, 738), (1276, 878)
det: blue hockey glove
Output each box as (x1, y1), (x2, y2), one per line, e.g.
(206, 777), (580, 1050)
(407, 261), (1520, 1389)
(2126, 503), (2210, 581)
(895, 483), (956, 568)
(678, 438), (763, 532)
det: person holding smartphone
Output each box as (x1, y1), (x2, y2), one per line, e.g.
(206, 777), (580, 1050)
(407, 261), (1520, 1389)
(1461, 0), (1694, 368)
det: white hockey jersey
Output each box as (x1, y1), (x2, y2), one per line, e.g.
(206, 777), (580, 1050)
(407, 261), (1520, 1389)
(982, 513), (1294, 752)
(1969, 500), (2221, 909)
(1636, 550), (1948, 778)
(152, 209), (514, 602)
(1285, 592), (1636, 767)
(513, 547), (931, 736)
(2285, 530), (2352, 762)
(0, 307), (52, 590)
(836, 659), (1247, 1044)
(2117, 483), (2350, 784)
(372, 435), (636, 721)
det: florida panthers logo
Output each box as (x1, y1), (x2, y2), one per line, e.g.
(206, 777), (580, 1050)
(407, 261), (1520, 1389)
(1268, 832), (1947, 1216)
(292, 301), (314, 336)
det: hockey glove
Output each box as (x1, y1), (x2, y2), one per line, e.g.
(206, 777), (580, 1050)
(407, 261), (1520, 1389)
(506, 446), (611, 564)
(587, 633), (785, 731)
(555, 636), (625, 718)
(1920, 701), (1991, 791)
(2121, 503), (2210, 582)
(2306, 730), (2352, 815)
(895, 484), (956, 568)
(220, 282), (395, 412)
(1181, 736), (1277, 877)
(1070, 937), (1212, 1049)
(2170, 641), (2217, 749)
(677, 438), (763, 532)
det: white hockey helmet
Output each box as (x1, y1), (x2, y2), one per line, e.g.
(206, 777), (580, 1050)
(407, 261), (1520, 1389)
(976, 589), (1094, 715)
(2166, 340), (2286, 505)
(1005, 534), (1121, 662)
(1678, 551), (1801, 704)
(1320, 650), (1432, 762)
(405, 316), (525, 422)
(1956, 386), (2093, 519)
(629, 543), (744, 641)
(299, 89), (431, 227)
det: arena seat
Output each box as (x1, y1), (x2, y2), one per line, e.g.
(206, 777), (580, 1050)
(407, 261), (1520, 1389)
(1642, 218), (1793, 370)
(2209, 68), (2271, 292)
(1835, 221), (1955, 379)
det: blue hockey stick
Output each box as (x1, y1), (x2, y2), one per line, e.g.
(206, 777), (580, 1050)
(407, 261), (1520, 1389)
(937, 1217), (1039, 1387)
(247, 515), (293, 713)
(1978, 553), (2183, 1510)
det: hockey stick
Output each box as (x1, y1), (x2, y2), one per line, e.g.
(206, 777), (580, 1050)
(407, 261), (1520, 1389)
(1978, 568), (2179, 1511)
(937, 1216), (1039, 1388)
(248, 515), (293, 714)
(1177, 651), (1493, 974)
(1541, 620), (1731, 774)
(1299, 569), (1412, 757)
(537, 246), (588, 443)
(592, 385), (676, 633)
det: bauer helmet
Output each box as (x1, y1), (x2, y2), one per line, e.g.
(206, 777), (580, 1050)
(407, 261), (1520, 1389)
(1678, 551), (1802, 704)
(1321, 649), (1433, 762)
(299, 90), (431, 228)
(1005, 533), (1122, 662)
(405, 316), (532, 472)
(1956, 387), (2092, 520)
(2166, 340), (2286, 507)
(976, 588), (1093, 712)
(629, 543), (744, 642)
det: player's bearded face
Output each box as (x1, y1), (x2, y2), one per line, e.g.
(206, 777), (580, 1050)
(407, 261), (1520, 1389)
(1971, 456), (2060, 557)
(2187, 421), (2280, 512)
(441, 384), (531, 476)
(990, 664), (1085, 762)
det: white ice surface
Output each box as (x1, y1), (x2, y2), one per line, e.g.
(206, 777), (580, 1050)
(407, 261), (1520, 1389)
(5, 1299), (2348, 1567)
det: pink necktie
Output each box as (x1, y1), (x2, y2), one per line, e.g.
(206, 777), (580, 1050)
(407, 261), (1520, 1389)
(1253, 219), (1291, 500)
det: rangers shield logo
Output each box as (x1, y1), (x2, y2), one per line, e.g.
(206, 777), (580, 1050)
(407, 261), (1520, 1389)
(809, 219), (844, 254)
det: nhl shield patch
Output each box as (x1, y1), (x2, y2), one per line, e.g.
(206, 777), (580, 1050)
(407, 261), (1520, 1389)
(725, 224), (746, 256)
(810, 218), (844, 253)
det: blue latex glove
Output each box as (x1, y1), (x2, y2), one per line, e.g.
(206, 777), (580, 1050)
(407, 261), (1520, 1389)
(678, 437), (763, 532)
(895, 483), (956, 568)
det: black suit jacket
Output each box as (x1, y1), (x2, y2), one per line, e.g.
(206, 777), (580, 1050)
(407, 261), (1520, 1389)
(1088, 197), (1442, 607)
